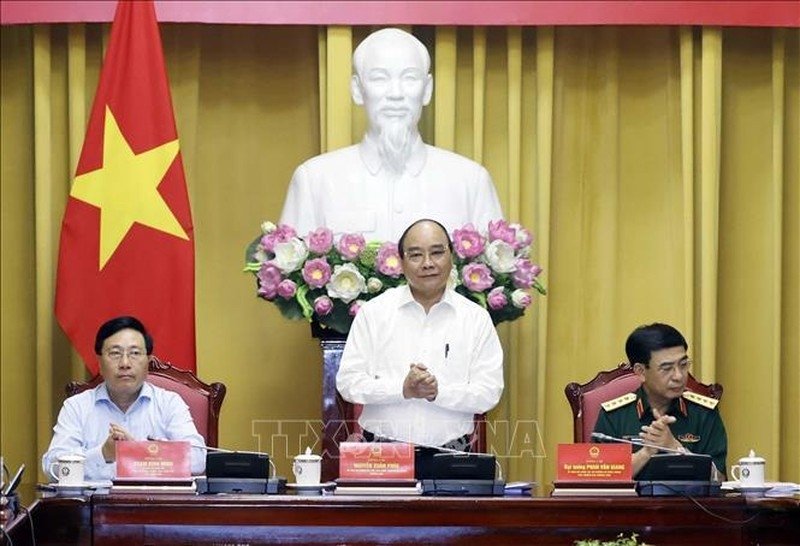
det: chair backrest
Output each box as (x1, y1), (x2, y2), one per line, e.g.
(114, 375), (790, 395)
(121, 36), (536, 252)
(65, 356), (226, 447)
(338, 395), (487, 452)
(564, 362), (723, 443)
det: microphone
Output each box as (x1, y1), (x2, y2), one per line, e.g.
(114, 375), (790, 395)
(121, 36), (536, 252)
(147, 437), (276, 478)
(358, 432), (480, 455)
(591, 432), (687, 455)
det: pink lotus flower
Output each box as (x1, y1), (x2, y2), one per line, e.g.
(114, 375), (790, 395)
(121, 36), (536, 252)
(488, 219), (516, 245)
(487, 287), (508, 310)
(349, 300), (365, 316)
(307, 227), (334, 255)
(511, 223), (532, 250)
(512, 259), (542, 289)
(453, 224), (486, 259)
(302, 258), (332, 289)
(257, 263), (283, 300)
(337, 233), (366, 260)
(313, 295), (334, 316)
(261, 223), (297, 253)
(277, 279), (297, 299)
(462, 262), (494, 292)
(376, 242), (403, 278)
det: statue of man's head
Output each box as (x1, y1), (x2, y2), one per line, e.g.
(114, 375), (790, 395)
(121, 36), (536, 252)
(351, 28), (434, 174)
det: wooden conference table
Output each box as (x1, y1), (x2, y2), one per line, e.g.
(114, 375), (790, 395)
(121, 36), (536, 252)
(3, 490), (799, 545)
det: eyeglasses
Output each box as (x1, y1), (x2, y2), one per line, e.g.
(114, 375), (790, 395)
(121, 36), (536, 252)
(655, 359), (692, 376)
(104, 348), (146, 362)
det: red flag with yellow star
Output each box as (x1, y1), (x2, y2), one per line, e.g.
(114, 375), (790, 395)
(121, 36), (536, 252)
(55, 0), (195, 374)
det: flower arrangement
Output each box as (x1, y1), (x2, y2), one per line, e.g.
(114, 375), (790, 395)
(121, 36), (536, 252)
(244, 220), (546, 335)
(574, 533), (652, 546)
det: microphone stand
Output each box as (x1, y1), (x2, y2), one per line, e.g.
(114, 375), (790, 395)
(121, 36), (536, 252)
(148, 437), (277, 479)
(364, 434), (503, 482)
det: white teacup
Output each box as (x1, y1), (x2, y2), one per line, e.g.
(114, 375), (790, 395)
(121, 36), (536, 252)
(730, 449), (765, 488)
(292, 447), (322, 485)
(48, 454), (85, 486)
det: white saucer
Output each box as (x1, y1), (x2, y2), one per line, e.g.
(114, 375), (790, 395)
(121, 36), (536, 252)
(721, 481), (772, 492)
(286, 482), (335, 491)
(51, 483), (92, 495)
(737, 485), (773, 492)
(50, 480), (110, 490)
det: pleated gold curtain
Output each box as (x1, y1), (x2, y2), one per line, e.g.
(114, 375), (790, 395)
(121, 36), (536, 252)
(1, 23), (797, 488)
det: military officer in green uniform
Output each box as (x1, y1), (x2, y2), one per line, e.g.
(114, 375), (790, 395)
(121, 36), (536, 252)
(593, 323), (727, 479)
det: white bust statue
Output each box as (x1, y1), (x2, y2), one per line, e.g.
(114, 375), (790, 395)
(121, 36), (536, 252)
(279, 28), (503, 242)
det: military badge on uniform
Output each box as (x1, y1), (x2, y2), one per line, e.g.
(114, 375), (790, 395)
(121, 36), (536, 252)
(682, 391), (718, 409)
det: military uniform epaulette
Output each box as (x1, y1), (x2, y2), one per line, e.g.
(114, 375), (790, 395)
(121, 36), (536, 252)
(682, 390), (719, 409)
(600, 392), (637, 412)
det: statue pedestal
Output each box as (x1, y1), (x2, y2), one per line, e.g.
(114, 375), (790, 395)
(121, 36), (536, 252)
(313, 322), (351, 482)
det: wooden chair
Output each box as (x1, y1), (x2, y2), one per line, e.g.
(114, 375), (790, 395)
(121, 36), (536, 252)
(564, 362), (723, 443)
(338, 394), (487, 452)
(66, 356), (226, 447)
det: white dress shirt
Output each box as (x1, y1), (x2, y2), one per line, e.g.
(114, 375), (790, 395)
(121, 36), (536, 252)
(279, 135), (504, 242)
(336, 285), (504, 446)
(42, 382), (206, 480)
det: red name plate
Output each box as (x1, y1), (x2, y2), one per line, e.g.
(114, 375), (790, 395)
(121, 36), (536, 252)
(339, 442), (414, 480)
(116, 440), (191, 480)
(557, 443), (632, 482)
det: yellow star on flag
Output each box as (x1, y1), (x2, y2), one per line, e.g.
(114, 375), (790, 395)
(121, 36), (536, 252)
(70, 106), (188, 269)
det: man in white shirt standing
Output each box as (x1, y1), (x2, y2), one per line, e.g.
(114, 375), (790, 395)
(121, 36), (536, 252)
(336, 219), (504, 450)
(42, 316), (205, 480)
(279, 28), (503, 243)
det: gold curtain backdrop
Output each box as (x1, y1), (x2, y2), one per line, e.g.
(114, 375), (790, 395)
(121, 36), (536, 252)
(1, 24), (797, 488)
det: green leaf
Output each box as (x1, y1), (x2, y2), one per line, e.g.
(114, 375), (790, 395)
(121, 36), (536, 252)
(273, 297), (304, 320)
(244, 234), (263, 264)
(318, 304), (354, 335)
(295, 284), (313, 320)
(472, 291), (488, 308)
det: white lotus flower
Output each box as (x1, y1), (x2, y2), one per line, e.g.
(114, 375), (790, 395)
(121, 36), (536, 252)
(326, 263), (367, 303)
(272, 237), (309, 273)
(483, 240), (517, 273)
(366, 277), (383, 294)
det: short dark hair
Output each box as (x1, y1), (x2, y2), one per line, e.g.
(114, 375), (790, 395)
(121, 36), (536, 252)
(625, 323), (687, 367)
(397, 218), (454, 259)
(94, 316), (153, 355)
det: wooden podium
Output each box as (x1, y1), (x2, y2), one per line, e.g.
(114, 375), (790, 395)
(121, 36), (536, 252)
(312, 322), (354, 482)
